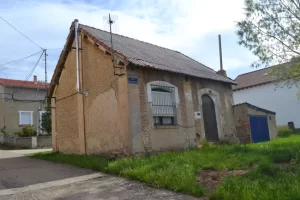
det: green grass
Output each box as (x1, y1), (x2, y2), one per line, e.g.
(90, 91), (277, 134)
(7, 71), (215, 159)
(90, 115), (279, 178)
(31, 134), (300, 199)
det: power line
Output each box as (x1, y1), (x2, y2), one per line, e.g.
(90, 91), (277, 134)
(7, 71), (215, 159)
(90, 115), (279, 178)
(25, 51), (44, 81)
(0, 51), (42, 69)
(0, 16), (43, 50)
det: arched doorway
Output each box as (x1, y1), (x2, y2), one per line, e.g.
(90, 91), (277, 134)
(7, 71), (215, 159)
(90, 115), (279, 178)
(202, 94), (219, 142)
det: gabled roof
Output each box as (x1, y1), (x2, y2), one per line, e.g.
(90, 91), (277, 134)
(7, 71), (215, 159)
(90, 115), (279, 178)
(50, 21), (236, 95)
(0, 78), (49, 89)
(233, 67), (276, 91)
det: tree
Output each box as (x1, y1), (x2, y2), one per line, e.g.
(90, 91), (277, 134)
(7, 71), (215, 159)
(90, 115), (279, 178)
(41, 106), (52, 134)
(237, 0), (300, 87)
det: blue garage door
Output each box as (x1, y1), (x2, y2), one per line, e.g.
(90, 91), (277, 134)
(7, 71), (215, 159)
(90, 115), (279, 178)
(249, 115), (270, 143)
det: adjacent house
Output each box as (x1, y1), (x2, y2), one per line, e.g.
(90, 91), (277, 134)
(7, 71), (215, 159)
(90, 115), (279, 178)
(49, 20), (238, 155)
(233, 67), (300, 128)
(0, 76), (48, 134)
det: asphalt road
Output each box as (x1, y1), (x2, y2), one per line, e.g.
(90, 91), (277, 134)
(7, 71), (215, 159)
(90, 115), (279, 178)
(0, 150), (196, 200)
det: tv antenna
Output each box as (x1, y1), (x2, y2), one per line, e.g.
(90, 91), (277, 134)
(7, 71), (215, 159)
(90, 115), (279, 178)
(103, 14), (124, 76)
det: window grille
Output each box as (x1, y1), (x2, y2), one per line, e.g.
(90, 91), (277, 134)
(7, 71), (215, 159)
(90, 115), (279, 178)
(151, 83), (176, 125)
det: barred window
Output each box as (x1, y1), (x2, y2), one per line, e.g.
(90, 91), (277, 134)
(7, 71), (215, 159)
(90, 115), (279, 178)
(151, 83), (176, 125)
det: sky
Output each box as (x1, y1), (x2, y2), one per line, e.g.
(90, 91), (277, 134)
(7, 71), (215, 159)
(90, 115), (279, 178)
(0, 0), (258, 82)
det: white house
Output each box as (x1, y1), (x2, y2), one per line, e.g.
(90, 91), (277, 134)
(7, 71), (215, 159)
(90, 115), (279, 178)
(233, 67), (300, 128)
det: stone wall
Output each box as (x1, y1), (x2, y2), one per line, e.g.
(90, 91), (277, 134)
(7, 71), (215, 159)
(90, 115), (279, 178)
(128, 66), (237, 153)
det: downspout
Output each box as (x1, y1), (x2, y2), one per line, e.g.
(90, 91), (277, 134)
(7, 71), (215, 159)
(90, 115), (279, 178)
(74, 19), (80, 92)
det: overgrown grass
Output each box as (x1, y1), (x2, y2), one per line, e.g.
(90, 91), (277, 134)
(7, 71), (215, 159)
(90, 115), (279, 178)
(277, 126), (300, 137)
(31, 135), (300, 198)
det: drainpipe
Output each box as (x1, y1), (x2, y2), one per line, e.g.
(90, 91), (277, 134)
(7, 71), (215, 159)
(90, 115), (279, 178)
(74, 19), (80, 92)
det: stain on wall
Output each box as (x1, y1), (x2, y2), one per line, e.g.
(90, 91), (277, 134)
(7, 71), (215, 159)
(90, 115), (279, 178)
(81, 37), (130, 155)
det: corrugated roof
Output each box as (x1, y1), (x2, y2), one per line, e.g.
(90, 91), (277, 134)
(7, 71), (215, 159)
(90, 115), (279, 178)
(79, 24), (236, 84)
(0, 78), (49, 89)
(233, 67), (275, 90)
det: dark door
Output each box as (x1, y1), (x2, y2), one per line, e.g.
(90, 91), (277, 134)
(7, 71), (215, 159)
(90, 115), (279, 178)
(202, 94), (219, 142)
(249, 115), (270, 143)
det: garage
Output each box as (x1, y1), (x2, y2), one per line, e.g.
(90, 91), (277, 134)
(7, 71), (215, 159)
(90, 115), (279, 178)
(233, 103), (277, 143)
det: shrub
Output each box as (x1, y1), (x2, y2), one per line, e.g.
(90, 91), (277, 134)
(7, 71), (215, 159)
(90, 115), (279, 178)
(15, 126), (37, 137)
(41, 106), (52, 134)
(278, 126), (295, 138)
(1, 126), (8, 135)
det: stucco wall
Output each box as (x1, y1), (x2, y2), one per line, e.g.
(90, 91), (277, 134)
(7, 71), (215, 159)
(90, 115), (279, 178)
(81, 37), (131, 155)
(233, 104), (277, 143)
(195, 79), (237, 142)
(0, 86), (46, 134)
(233, 82), (300, 127)
(55, 39), (80, 154)
(128, 66), (237, 153)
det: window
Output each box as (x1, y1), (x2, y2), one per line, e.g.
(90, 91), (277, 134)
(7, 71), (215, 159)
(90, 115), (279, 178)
(19, 111), (33, 126)
(151, 83), (176, 125)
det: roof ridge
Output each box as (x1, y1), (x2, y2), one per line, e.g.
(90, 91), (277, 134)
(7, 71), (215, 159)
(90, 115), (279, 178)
(234, 66), (273, 79)
(79, 24), (215, 71)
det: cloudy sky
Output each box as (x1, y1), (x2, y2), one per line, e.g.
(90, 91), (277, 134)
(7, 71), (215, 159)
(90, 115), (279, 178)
(0, 0), (258, 82)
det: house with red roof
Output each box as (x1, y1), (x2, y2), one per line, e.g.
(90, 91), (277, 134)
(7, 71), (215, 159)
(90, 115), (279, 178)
(233, 66), (300, 128)
(0, 75), (49, 134)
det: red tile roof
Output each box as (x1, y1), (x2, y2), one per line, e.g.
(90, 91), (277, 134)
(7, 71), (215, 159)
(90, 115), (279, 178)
(233, 67), (276, 90)
(0, 78), (49, 89)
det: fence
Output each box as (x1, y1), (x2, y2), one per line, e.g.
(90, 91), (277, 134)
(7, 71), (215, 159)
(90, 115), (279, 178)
(0, 135), (52, 149)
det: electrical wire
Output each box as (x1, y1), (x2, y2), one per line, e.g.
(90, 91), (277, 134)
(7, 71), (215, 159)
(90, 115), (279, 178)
(25, 51), (44, 81)
(56, 92), (78, 102)
(0, 51), (43, 71)
(0, 16), (43, 50)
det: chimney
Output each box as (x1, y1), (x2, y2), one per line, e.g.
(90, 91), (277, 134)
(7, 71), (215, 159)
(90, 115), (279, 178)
(217, 34), (227, 77)
(33, 75), (37, 84)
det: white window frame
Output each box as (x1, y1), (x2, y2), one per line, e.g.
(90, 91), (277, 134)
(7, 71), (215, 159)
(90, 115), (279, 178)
(146, 81), (179, 126)
(18, 111), (34, 126)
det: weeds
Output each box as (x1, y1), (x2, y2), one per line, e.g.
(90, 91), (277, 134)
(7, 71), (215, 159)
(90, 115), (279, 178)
(31, 135), (300, 198)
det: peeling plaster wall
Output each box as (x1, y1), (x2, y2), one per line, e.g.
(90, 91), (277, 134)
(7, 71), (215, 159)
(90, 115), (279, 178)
(233, 104), (250, 143)
(128, 67), (197, 153)
(233, 104), (277, 143)
(55, 40), (80, 154)
(195, 79), (237, 142)
(128, 68), (237, 153)
(81, 38), (131, 155)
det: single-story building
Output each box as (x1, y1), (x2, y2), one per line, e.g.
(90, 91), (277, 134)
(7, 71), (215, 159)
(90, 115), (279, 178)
(233, 103), (277, 143)
(49, 20), (238, 155)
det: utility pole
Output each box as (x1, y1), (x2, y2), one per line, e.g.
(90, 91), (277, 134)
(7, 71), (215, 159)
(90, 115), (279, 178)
(44, 49), (47, 90)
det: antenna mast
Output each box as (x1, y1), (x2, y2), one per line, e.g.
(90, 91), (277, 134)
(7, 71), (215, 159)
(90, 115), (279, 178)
(107, 13), (124, 76)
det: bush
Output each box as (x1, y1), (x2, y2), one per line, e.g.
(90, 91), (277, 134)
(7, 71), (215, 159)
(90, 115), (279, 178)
(278, 126), (295, 138)
(1, 126), (8, 135)
(15, 126), (37, 137)
(41, 106), (52, 134)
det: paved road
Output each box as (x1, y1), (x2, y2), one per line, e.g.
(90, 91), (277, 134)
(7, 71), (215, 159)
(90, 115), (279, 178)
(0, 150), (196, 200)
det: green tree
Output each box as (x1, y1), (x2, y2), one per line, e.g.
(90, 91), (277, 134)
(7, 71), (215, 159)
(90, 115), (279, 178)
(41, 106), (52, 134)
(237, 0), (300, 87)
